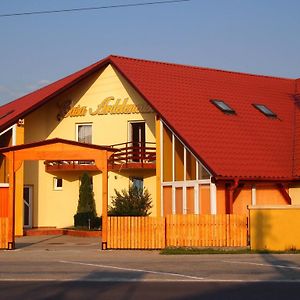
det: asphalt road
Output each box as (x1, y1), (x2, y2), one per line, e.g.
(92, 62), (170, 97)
(1, 282), (300, 300)
(0, 235), (300, 299)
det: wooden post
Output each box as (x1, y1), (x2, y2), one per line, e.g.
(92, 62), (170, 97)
(101, 152), (108, 250)
(225, 183), (233, 214)
(7, 151), (15, 250)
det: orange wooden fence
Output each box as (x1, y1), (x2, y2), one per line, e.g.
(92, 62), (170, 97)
(0, 187), (9, 249)
(166, 214), (248, 247)
(107, 216), (165, 249)
(107, 214), (248, 249)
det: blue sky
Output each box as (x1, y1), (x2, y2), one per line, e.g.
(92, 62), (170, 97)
(1, 0), (300, 105)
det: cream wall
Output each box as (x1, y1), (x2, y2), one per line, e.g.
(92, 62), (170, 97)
(24, 64), (157, 228)
(289, 185), (300, 205)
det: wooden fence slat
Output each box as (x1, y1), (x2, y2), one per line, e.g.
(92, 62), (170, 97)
(106, 214), (248, 250)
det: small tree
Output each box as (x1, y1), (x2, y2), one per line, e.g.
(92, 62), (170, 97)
(76, 172), (96, 215)
(74, 172), (100, 228)
(108, 185), (152, 216)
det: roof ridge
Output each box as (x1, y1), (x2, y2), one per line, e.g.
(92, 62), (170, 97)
(110, 54), (295, 82)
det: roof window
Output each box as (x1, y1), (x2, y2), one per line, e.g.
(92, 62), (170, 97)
(252, 104), (277, 118)
(0, 110), (14, 120)
(211, 99), (235, 114)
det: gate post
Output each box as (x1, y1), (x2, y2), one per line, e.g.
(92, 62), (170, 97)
(101, 155), (108, 250)
(7, 151), (15, 250)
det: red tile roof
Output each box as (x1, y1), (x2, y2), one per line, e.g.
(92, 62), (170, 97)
(0, 55), (298, 180)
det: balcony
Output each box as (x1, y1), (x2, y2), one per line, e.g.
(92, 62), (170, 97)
(44, 142), (156, 172)
(108, 142), (156, 171)
(45, 160), (98, 172)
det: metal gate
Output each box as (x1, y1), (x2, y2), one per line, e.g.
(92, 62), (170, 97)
(0, 186), (9, 249)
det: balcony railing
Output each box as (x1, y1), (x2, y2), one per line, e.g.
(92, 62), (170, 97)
(108, 142), (156, 170)
(45, 160), (98, 172)
(44, 141), (156, 172)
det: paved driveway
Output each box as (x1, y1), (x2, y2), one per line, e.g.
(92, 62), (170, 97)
(0, 235), (299, 282)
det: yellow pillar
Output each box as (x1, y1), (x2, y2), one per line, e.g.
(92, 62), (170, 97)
(8, 151), (15, 249)
(15, 124), (24, 236)
(155, 116), (161, 216)
(101, 152), (108, 250)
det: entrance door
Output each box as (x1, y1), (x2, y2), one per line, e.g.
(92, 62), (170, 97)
(131, 122), (145, 162)
(23, 186), (32, 228)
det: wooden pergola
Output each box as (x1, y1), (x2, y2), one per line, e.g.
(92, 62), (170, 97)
(0, 138), (116, 250)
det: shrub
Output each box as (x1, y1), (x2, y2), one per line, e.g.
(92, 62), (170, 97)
(108, 185), (152, 216)
(74, 172), (99, 229)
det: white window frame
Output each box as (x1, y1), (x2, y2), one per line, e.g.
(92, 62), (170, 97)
(75, 123), (93, 143)
(53, 177), (63, 191)
(160, 120), (215, 215)
(128, 120), (146, 143)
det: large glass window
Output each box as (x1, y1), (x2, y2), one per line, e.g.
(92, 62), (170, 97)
(186, 151), (196, 180)
(77, 124), (92, 143)
(175, 139), (184, 181)
(163, 126), (172, 182)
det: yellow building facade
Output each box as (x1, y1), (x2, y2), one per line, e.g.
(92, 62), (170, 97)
(21, 64), (158, 230)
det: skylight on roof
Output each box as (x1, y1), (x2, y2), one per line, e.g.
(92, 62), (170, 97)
(0, 110), (14, 120)
(211, 99), (235, 114)
(253, 104), (277, 118)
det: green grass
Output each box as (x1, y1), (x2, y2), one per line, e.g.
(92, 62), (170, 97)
(160, 247), (300, 255)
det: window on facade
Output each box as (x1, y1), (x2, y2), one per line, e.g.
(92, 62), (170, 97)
(163, 126), (173, 182)
(77, 124), (92, 143)
(53, 177), (63, 191)
(186, 151), (196, 180)
(161, 122), (211, 183)
(252, 104), (277, 118)
(175, 139), (184, 181)
(77, 124), (92, 164)
(131, 177), (144, 190)
(198, 164), (210, 180)
(211, 99), (235, 114)
(130, 122), (145, 162)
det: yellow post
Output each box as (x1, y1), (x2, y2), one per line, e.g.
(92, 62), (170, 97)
(101, 152), (108, 250)
(15, 124), (24, 236)
(155, 116), (161, 216)
(7, 151), (15, 249)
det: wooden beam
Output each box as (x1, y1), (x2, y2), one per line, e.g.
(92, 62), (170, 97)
(276, 183), (291, 204)
(233, 183), (245, 201)
(225, 183), (233, 214)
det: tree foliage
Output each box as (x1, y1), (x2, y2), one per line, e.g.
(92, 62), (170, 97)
(74, 172), (100, 228)
(108, 185), (152, 216)
(76, 172), (96, 216)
